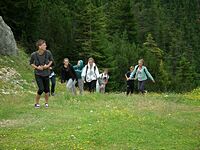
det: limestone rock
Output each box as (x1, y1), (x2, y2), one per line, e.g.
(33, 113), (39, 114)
(0, 16), (18, 55)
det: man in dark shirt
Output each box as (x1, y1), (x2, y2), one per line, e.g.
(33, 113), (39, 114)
(125, 66), (134, 95)
(30, 39), (54, 108)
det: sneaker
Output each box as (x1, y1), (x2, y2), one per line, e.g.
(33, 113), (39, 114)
(34, 103), (40, 108)
(45, 103), (49, 108)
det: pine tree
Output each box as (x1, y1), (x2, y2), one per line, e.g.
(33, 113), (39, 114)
(142, 33), (168, 91)
(106, 0), (137, 42)
(176, 55), (197, 92)
(107, 32), (138, 91)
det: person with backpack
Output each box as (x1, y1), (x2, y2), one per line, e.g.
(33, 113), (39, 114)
(125, 66), (134, 95)
(49, 66), (56, 96)
(81, 57), (100, 92)
(129, 59), (155, 94)
(30, 39), (54, 108)
(61, 58), (78, 95)
(97, 69), (109, 93)
(73, 60), (84, 95)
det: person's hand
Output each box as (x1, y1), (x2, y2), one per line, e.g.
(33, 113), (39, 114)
(127, 77), (130, 81)
(43, 64), (49, 70)
(134, 78), (136, 80)
(37, 65), (43, 70)
(152, 80), (155, 83)
(100, 84), (104, 88)
(74, 79), (77, 84)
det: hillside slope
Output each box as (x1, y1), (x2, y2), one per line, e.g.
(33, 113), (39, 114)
(0, 47), (35, 98)
(0, 48), (200, 150)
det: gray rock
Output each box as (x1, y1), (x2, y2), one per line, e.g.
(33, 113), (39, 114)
(0, 16), (18, 55)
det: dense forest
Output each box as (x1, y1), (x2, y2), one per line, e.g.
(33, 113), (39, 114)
(1, 0), (200, 92)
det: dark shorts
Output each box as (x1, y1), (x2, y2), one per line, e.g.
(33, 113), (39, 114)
(35, 74), (50, 95)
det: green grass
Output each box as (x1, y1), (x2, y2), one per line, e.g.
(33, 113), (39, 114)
(0, 48), (200, 149)
(0, 89), (200, 150)
(0, 46), (35, 95)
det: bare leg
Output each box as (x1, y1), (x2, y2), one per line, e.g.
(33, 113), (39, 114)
(45, 93), (49, 104)
(35, 93), (40, 104)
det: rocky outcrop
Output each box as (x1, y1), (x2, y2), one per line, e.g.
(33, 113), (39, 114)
(0, 16), (18, 55)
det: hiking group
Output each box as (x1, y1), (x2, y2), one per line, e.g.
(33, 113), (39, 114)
(30, 39), (155, 108)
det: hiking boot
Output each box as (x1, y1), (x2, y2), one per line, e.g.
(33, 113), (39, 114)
(34, 103), (40, 108)
(45, 103), (49, 108)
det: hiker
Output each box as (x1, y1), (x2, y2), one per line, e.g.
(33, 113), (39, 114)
(97, 69), (109, 93)
(30, 39), (54, 108)
(73, 60), (84, 95)
(125, 66), (134, 95)
(81, 57), (100, 92)
(49, 67), (56, 96)
(129, 59), (155, 94)
(61, 58), (77, 95)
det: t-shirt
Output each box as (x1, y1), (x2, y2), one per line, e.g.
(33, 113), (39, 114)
(30, 50), (54, 76)
(126, 71), (134, 84)
(137, 68), (143, 81)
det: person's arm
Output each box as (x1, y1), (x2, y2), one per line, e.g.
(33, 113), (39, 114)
(31, 64), (43, 70)
(74, 65), (82, 74)
(81, 66), (86, 81)
(43, 51), (53, 69)
(61, 67), (65, 83)
(134, 72), (138, 80)
(30, 53), (43, 70)
(95, 66), (100, 78)
(130, 65), (138, 79)
(144, 67), (155, 82)
(73, 65), (78, 70)
(125, 73), (129, 80)
(71, 65), (78, 81)
(43, 61), (53, 70)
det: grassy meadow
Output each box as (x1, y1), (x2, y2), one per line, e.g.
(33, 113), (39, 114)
(0, 49), (200, 150)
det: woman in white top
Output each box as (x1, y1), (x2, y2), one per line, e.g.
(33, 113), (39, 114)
(81, 57), (100, 92)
